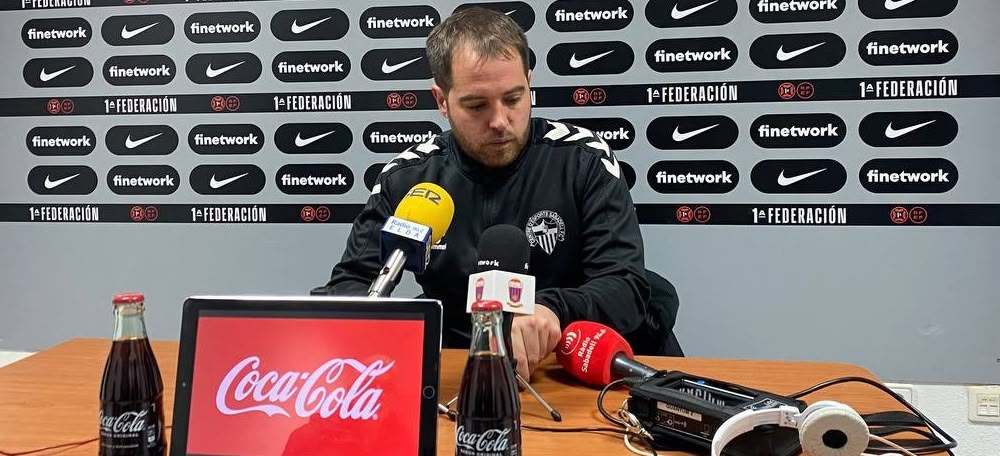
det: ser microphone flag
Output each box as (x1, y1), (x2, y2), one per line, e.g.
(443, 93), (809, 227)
(368, 182), (454, 298)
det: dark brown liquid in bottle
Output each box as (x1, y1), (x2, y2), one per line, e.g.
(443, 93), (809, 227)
(99, 338), (165, 456)
(455, 353), (520, 456)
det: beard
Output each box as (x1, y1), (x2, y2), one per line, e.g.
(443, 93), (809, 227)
(448, 118), (529, 168)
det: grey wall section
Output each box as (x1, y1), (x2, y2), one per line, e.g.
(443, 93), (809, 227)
(0, 0), (998, 384)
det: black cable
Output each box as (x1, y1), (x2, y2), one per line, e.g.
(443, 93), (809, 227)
(597, 378), (629, 428)
(789, 376), (957, 455)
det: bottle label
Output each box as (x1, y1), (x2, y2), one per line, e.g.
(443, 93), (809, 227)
(455, 419), (519, 456)
(99, 401), (163, 451)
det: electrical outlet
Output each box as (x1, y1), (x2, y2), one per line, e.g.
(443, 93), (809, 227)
(968, 385), (1000, 424)
(886, 382), (917, 406)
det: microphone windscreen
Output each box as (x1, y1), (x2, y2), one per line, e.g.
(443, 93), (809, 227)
(476, 224), (529, 273)
(556, 321), (634, 386)
(394, 182), (455, 245)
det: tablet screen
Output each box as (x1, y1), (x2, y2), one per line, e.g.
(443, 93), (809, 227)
(184, 311), (426, 456)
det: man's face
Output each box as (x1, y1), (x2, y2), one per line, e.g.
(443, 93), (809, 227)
(431, 44), (531, 168)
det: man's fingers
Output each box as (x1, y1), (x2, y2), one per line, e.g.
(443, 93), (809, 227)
(510, 324), (529, 380)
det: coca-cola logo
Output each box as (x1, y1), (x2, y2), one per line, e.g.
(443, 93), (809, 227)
(99, 409), (147, 434)
(215, 356), (394, 420)
(455, 425), (512, 453)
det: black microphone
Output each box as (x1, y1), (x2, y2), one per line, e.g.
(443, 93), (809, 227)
(473, 224), (531, 364)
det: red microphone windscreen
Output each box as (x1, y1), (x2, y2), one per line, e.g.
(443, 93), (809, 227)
(555, 321), (634, 386)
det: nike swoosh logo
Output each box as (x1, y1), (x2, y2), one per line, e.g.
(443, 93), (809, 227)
(43, 173), (80, 189)
(885, 120), (936, 139)
(205, 61), (245, 78)
(39, 65), (75, 82)
(209, 173), (248, 189)
(290, 17), (330, 34)
(777, 168), (826, 187)
(504, 9), (516, 15)
(776, 42), (826, 61)
(121, 22), (158, 39)
(672, 124), (719, 142)
(381, 56), (422, 74)
(884, 0), (919, 11)
(569, 50), (614, 69)
(294, 130), (334, 147)
(671, 0), (719, 19)
(124, 132), (163, 149)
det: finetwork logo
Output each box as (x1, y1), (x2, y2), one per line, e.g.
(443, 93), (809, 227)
(860, 158), (958, 193)
(750, 32), (846, 69)
(558, 117), (635, 151)
(184, 11), (260, 44)
(22, 17), (91, 48)
(363, 121), (442, 153)
(361, 48), (430, 81)
(645, 36), (738, 72)
(107, 165), (180, 195)
(859, 0), (957, 19)
(546, 41), (633, 76)
(270, 8), (349, 41)
(859, 29), (958, 66)
(859, 111), (958, 148)
(103, 55), (175, 86)
(454, 2), (535, 32)
(23, 57), (93, 88)
(275, 123), (354, 154)
(27, 165), (98, 195)
(187, 53), (262, 84)
(360, 5), (440, 39)
(188, 124), (265, 155)
(647, 115), (739, 150)
(27, 126), (96, 156)
(751, 159), (847, 194)
(276, 164), (354, 195)
(106, 125), (178, 156)
(547, 0), (633, 32)
(647, 160), (739, 194)
(646, 0), (738, 28)
(750, 0), (844, 23)
(273, 50), (350, 83)
(750, 113), (847, 148)
(102, 14), (174, 46)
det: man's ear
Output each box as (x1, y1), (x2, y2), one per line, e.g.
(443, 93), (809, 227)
(431, 84), (448, 119)
(526, 69), (532, 84)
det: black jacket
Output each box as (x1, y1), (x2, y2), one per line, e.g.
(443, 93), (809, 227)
(325, 117), (650, 348)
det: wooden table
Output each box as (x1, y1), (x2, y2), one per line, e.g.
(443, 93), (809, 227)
(0, 338), (942, 455)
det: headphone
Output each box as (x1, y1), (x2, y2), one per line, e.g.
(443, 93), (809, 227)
(711, 400), (910, 456)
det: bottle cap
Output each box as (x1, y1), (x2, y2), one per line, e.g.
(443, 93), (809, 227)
(112, 292), (145, 306)
(470, 300), (502, 313)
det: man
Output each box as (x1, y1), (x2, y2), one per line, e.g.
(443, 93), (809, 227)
(325, 7), (650, 381)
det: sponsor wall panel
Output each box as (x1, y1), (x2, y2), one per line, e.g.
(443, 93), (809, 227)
(1, 0), (999, 383)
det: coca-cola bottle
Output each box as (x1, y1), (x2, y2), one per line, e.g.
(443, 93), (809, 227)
(99, 292), (165, 456)
(455, 300), (521, 456)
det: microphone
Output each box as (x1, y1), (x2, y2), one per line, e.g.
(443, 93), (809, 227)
(465, 224), (535, 315)
(368, 182), (455, 298)
(555, 321), (660, 387)
(463, 225), (560, 422)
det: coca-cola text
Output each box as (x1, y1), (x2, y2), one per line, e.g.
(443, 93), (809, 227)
(215, 356), (394, 420)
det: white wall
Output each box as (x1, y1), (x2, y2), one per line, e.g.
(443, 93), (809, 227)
(1, 351), (996, 455)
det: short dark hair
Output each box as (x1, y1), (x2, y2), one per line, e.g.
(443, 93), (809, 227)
(426, 7), (529, 93)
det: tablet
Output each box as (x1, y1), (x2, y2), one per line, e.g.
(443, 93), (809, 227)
(169, 295), (442, 456)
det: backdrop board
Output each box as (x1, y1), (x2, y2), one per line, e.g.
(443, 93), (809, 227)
(1, 0), (997, 384)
